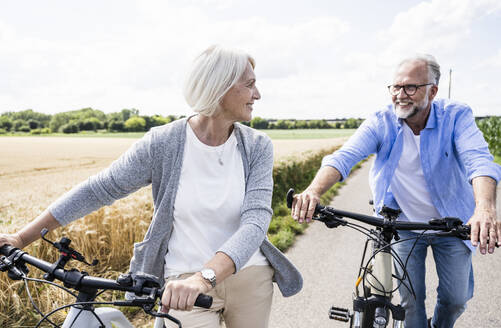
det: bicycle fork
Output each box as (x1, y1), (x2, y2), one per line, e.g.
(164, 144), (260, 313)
(330, 299), (404, 328)
(328, 239), (405, 327)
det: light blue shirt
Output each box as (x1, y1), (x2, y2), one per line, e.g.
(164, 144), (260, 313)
(322, 99), (501, 227)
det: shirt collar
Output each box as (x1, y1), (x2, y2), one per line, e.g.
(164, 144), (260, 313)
(424, 101), (437, 129)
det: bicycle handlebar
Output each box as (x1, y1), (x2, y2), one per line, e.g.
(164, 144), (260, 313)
(0, 245), (213, 309)
(286, 188), (471, 237)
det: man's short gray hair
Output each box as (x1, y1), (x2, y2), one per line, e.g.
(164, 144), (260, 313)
(398, 54), (441, 85)
(183, 45), (255, 116)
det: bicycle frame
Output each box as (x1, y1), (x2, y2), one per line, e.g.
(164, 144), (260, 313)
(347, 228), (405, 328)
(63, 307), (133, 328)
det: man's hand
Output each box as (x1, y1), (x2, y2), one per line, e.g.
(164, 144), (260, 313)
(291, 166), (342, 223)
(292, 189), (321, 223)
(467, 207), (499, 255)
(469, 176), (499, 255)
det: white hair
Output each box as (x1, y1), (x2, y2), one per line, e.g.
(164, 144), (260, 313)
(397, 54), (441, 85)
(183, 45), (255, 116)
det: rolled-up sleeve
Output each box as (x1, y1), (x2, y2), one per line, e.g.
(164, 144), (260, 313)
(218, 136), (274, 272)
(322, 113), (381, 181)
(454, 107), (501, 184)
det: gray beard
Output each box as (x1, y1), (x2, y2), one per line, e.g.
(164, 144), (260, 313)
(395, 105), (419, 119)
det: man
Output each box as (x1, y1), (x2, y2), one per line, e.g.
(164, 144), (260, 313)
(292, 54), (501, 328)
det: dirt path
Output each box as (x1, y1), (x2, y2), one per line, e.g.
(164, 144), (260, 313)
(270, 159), (501, 328)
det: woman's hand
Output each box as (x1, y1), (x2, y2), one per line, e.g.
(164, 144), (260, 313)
(161, 272), (211, 313)
(0, 233), (24, 249)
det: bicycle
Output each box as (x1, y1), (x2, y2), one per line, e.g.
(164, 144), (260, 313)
(286, 188), (497, 328)
(0, 229), (212, 328)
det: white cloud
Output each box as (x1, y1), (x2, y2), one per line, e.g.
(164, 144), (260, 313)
(478, 49), (501, 69)
(0, 1), (500, 118)
(379, 0), (501, 61)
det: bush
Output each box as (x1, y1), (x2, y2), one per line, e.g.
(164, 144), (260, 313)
(79, 117), (102, 131)
(0, 128), (7, 134)
(477, 116), (501, 156)
(151, 115), (170, 127)
(250, 117), (269, 129)
(13, 119), (27, 131)
(40, 127), (51, 134)
(30, 129), (42, 135)
(18, 125), (31, 132)
(124, 116), (146, 132)
(268, 147), (367, 251)
(60, 123), (79, 134)
(108, 120), (125, 132)
(268, 147), (338, 251)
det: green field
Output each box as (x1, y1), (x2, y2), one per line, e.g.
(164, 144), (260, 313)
(261, 129), (356, 139)
(2, 129), (356, 140)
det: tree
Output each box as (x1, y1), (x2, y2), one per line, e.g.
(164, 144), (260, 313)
(121, 108), (140, 122)
(307, 120), (330, 129)
(250, 117), (269, 129)
(344, 118), (359, 129)
(27, 119), (40, 130)
(151, 115), (170, 127)
(49, 108), (106, 132)
(108, 120), (125, 132)
(124, 116), (146, 132)
(295, 120), (308, 129)
(2, 109), (51, 128)
(0, 116), (13, 131)
(13, 119), (27, 131)
(274, 120), (291, 129)
(79, 117), (102, 131)
(61, 123), (79, 133)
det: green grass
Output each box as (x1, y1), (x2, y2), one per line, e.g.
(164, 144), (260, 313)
(261, 129), (356, 139)
(495, 155), (501, 165)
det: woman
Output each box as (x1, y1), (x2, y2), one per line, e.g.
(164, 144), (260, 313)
(0, 45), (302, 328)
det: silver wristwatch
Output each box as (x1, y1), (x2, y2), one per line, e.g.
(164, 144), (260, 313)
(200, 268), (216, 288)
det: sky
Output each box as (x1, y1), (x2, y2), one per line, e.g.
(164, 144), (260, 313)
(1, 0), (500, 119)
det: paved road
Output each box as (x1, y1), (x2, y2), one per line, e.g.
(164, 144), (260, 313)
(270, 159), (501, 328)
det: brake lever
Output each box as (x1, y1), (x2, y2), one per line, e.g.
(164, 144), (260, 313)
(313, 211), (347, 229)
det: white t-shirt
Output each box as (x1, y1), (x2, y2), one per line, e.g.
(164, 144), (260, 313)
(390, 123), (441, 226)
(164, 124), (268, 277)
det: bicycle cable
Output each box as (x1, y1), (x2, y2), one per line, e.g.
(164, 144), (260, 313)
(35, 301), (117, 328)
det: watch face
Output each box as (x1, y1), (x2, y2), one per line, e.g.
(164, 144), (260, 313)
(202, 268), (215, 279)
(201, 268), (216, 287)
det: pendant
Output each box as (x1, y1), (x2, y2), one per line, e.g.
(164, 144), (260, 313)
(218, 158), (224, 166)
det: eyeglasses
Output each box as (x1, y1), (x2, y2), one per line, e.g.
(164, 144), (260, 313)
(387, 83), (434, 96)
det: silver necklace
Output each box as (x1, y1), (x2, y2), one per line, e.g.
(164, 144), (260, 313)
(216, 141), (226, 166)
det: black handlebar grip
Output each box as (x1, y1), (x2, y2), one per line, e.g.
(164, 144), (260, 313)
(195, 294), (213, 308)
(0, 245), (15, 256)
(286, 188), (295, 209)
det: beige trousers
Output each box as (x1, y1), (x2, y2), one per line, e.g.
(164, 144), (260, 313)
(164, 265), (274, 328)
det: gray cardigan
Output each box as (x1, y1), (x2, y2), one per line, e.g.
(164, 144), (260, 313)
(49, 118), (303, 297)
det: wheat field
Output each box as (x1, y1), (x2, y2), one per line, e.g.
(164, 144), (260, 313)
(0, 135), (346, 327)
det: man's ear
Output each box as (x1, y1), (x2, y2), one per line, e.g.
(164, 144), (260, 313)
(429, 84), (438, 100)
